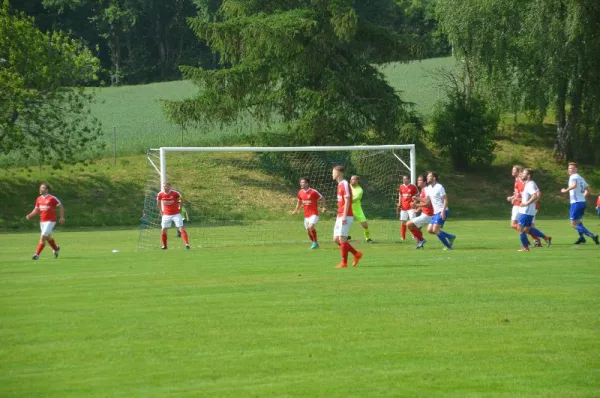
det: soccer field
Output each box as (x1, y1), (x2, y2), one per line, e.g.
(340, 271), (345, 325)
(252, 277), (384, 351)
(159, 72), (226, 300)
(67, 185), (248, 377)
(1, 220), (599, 397)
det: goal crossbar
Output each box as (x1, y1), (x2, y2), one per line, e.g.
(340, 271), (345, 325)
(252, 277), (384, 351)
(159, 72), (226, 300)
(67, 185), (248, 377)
(154, 145), (416, 187)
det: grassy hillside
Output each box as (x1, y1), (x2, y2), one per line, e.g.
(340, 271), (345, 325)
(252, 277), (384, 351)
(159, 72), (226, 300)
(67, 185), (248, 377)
(2, 121), (599, 232)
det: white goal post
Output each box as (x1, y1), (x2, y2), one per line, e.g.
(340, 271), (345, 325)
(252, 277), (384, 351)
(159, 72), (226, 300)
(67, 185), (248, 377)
(140, 144), (416, 249)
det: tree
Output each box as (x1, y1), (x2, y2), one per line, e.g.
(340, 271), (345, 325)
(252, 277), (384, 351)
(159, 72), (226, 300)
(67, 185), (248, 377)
(164, 0), (423, 146)
(436, 0), (600, 163)
(0, 1), (104, 164)
(38, 0), (213, 85)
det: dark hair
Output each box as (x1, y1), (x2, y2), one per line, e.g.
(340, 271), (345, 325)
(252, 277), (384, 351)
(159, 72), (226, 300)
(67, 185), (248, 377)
(417, 174), (427, 181)
(40, 182), (51, 191)
(523, 168), (533, 178)
(427, 171), (439, 180)
(300, 177), (310, 184)
(333, 165), (345, 173)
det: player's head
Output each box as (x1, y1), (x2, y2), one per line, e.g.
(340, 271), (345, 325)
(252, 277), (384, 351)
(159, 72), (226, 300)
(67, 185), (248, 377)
(417, 174), (426, 188)
(350, 175), (360, 186)
(39, 183), (50, 195)
(426, 171), (438, 185)
(522, 168), (532, 181)
(568, 162), (578, 175)
(299, 177), (310, 189)
(332, 165), (345, 181)
(402, 175), (410, 185)
(512, 164), (523, 178)
(163, 182), (172, 193)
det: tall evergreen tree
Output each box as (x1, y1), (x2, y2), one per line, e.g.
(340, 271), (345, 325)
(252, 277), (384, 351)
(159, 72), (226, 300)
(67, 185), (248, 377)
(164, 0), (422, 145)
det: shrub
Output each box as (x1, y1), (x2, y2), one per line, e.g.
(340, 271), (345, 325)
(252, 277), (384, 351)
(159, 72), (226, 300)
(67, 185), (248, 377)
(431, 92), (498, 170)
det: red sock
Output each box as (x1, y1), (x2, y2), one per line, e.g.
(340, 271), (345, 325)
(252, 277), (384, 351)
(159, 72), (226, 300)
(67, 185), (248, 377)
(161, 233), (167, 247)
(312, 230), (318, 242)
(47, 238), (58, 250)
(529, 232), (539, 240)
(401, 224), (407, 239)
(35, 243), (45, 255)
(410, 226), (424, 241)
(181, 231), (189, 245)
(346, 241), (358, 255)
(340, 242), (349, 262)
(307, 230), (314, 242)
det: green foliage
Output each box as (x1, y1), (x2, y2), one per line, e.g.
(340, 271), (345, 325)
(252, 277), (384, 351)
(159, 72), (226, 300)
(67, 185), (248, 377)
(165, 0), (424, 146)
(0, 1), (104, 164)
(436, 0), (600, 163)
(431, 91), (498, 170)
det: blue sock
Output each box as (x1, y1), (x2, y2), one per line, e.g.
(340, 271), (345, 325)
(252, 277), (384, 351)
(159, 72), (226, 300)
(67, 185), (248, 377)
(529, 228), (546, 239)
(520, 232), (529, 247)
(576, 223), (594, 238)
(437, 232), (451, 248)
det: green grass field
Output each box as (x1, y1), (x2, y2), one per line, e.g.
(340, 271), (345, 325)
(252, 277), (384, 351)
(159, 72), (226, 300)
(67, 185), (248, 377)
(2, 220), (599, 397)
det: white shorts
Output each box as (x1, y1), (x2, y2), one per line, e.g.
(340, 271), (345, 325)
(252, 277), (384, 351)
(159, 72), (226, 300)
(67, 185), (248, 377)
(511, 206), (520, 221)
(399, 209), (416, 221)
(40, 221), (56, 236)
(161, 214), (184, 228)
(333, 216), (354, 238)
(513, 205), (537, 223)
(411, 214), (432, 229)
(304, 215), (319, 229)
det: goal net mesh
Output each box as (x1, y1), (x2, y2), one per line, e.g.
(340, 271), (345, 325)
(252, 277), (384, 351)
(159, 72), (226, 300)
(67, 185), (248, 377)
(138, 147), (414, 250)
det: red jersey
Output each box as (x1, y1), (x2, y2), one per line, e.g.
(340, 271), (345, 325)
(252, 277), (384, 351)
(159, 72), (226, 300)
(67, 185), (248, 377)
(597, 196), (600, 207)
(35, 194), (61, 222)
(419, 188), (434, 216)
(298, 188), (323, 218)
(336, 180), (353, 217)
(399, 183), (418, 211)
(513, 178), (525, 206)
(157, 190), (181, 215)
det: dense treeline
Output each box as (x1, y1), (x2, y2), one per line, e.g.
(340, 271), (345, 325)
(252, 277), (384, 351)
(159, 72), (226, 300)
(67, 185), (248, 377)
(14, 0), (450, 85)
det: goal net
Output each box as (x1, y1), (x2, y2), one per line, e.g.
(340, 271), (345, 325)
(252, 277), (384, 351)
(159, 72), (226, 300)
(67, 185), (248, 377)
(138, 145), (415, 250)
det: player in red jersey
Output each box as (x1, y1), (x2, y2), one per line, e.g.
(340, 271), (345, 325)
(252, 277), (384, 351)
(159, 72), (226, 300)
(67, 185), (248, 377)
(397, 175), (418, 240)
(157, 182), (190, 249)
(26, 183), (65, 260)
(407, 174), (435, 249)
(596, 195), (600, 217)
(291, 177), (327, 250)
(332, 165), (362, 268)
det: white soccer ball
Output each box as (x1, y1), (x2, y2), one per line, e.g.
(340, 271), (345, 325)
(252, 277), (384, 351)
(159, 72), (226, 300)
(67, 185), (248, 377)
(112, 249), (120, 253)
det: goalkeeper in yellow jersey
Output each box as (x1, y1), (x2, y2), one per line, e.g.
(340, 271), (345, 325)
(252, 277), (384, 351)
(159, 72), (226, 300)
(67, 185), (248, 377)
(350, 175), (374, 243)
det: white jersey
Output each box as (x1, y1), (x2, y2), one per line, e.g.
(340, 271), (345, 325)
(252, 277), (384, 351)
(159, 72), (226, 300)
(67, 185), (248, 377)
(568, 173), (588, 203)
(427, 183), (447, 214)
(519, 180), (539, 215)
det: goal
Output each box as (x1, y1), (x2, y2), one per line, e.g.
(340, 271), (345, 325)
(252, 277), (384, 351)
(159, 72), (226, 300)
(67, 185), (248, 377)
(138, 145), (416, 250)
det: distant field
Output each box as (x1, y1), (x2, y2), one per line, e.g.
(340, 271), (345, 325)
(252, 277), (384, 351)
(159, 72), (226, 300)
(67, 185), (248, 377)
(1, 220), (599, 397)
(88, 57), (455, 158)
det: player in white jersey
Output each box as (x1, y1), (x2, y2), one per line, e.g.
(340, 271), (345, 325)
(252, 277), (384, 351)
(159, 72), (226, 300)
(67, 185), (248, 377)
(517, 169), (552, 251)
(560, 162), (599, 245)
(417, 172), (456, 250)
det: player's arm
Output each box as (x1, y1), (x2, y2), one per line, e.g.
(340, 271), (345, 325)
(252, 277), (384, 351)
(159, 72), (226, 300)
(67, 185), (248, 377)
(441, 194), (448, 220)
(318, 194), (326, 213)
(561, 178), (578, 193)
(342, 190), (351, 223)
(157, 197), (163, 216)
(291, 199), (302, 215)
(58, 203), (65, 223)
(26, 207), (40, 220)
(521, 190), (540, 206)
